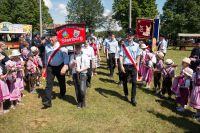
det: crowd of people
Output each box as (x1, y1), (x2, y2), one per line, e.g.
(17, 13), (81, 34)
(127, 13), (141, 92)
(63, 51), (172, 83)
(0, 28), (200, 122)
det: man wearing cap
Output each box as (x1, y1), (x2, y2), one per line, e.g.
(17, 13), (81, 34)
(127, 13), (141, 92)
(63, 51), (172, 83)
(157, 35), (168, 56)
(119, 28), (140, 106)
(106, 33), (118, 77)
(42, 30), (69, 108)
(0, 41), (10, 65)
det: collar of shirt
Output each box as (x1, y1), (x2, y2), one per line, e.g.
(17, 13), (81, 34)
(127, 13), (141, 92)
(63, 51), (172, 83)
(47, 42), (60, 50)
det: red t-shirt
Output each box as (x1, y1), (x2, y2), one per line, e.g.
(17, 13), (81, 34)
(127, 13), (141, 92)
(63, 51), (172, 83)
(90, 43), (97, 56)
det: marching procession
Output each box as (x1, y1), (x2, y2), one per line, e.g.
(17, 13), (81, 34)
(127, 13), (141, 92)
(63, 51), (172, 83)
(0, 27), (200, 123)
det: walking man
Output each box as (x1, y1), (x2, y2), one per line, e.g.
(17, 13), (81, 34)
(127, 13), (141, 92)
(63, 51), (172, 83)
(120, 29), (140, 106)
(42, 30), (69, 108)
(106, 33), (118, 78)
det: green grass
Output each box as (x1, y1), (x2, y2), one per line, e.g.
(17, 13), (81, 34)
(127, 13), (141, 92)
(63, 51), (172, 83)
(0, 48), (200, 133)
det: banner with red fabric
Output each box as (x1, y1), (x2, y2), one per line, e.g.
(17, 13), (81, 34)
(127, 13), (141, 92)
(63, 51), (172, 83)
(56, 23), (86, 46)
(135, 18), (153, 39)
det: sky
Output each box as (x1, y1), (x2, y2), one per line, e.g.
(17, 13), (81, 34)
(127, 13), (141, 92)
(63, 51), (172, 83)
(44, 0), (166, 24)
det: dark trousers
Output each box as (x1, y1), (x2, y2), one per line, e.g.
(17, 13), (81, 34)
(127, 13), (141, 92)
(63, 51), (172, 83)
(44, 64), (66, 103)
(87, 60), (92, 86)
(117, 59), (123, 82)
(122, 65), (137, 100)
(154, 72), (161, 90)
(108, 53), (116, 76)
(161, 77), (172, 96)
(73, 73), (87, 104)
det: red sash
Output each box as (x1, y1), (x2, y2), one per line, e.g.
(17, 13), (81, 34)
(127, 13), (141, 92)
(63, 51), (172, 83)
(42, 47), (61, 78)
(122, 44), (141, 80)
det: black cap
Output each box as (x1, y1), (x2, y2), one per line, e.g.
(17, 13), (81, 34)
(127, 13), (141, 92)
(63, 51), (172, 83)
(43, 29), (57, 37)
(126, 28), (135, 35)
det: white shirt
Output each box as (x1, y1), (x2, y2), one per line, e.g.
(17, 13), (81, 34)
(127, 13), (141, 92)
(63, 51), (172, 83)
(158, 39), (168, 54)
(82, 45), (95, 60)
(106, 39), (118, 53)
(70, 53), (90, 74)
(103, 38), (110, 46)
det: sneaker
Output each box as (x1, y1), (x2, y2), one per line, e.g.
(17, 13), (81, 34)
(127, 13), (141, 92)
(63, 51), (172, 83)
(3, 110), (10, 114)
(10, 105), (16, 110)
(42, 101), (52, 108)
(177, 107), (185, 112)
(192, 113), (200, 118)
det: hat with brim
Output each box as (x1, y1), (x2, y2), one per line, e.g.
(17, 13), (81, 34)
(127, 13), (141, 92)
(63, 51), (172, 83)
(10, 49), (21, 57)
(31, 46), (38, 53)
(182, 57), (191, 65)
(165, 59), (174, 65)
(183, 67), (193, 78)
(0, 53), (5, 60)
(140, 43), (148, 49)
(156, 51), (164, 59)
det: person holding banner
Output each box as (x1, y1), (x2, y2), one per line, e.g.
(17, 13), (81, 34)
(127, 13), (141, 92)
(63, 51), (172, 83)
(42, 30), (69, 108)
(69, 44), (90, 108)
(119, 29), (140, 106)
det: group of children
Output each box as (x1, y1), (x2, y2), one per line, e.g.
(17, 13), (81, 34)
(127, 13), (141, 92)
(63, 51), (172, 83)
(0, 46), (42, 114)
(139, 43), (200, 121)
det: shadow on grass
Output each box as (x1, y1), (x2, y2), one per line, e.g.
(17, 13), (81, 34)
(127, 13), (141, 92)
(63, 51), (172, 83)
(96, 71), (110, 76)
(99, 78), (118, 84)
(155, 99), (194, 117)
(147, 110), (200, 132)
(95, 87), (125, 101)
(139, 87), (156, 96)
(36, 88), (77, 105)
(98, 66), (108, 70)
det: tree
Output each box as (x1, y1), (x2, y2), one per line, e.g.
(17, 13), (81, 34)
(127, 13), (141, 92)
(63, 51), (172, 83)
(112, 0), (158, 29)
(66, 0), (104, 30)
(103, 13), (121, 31)
(161, 0), (200, 38)
(0, 0), (53, 33)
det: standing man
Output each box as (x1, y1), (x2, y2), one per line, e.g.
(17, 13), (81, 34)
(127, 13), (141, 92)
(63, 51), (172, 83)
(157, 35), (168, 56)
(120, 29), (140, 106)
(106, 33), (118, 78)
(42, 30), (69, 108)
(82, 41), (95, 88)
(69, 44), (90, 108)
(32, 33), (41, 47)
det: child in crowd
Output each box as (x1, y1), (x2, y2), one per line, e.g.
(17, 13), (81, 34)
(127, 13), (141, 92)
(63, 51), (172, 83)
(69, 44), (90, 108)
(139, 43), (149, 80)
(26, 52), (37, 93)
(176, 67), (193, 112)
(10, 50), (25, 97)
(171, 57), (191, 97)
(31, 46), (43, 86)
(5, 59), (21, 109)
(153, 51), (164, 94)
(190, 65), (200, 121)
(161, 59), (175, 98)
(0, 53), (9, 114)
(142, 52), (153, 89)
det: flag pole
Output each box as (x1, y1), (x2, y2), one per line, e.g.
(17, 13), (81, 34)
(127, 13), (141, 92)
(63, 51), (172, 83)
(39, 0), (43, 36)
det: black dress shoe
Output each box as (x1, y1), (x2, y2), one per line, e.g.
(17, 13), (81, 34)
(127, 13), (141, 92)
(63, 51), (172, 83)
(131, 100), (137, 106)
(124, 96), (129, 101)
(42, 101), (52, 108)
(59, 95), (67, 100)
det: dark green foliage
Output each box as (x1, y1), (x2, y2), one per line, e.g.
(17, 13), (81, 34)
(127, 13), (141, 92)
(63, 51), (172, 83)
(66, 0), (104, 30)
(112, 0), (158, 29)
(161, 0), (200, 38)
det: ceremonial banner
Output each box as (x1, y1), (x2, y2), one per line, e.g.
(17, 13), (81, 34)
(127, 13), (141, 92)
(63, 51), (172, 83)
(56, 24), (86, 46)
(152, 18), (160, 52)
(136, 18), (153, 39)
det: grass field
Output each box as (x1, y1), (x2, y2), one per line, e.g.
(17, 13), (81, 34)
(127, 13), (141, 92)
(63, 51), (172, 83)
(0, 48), (200, 133)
